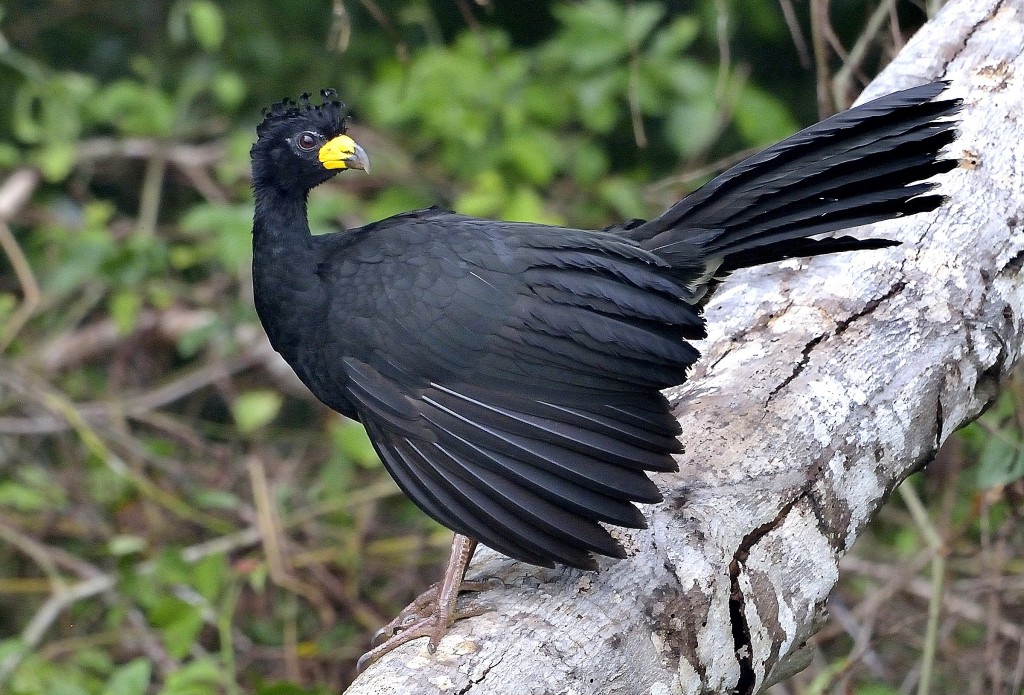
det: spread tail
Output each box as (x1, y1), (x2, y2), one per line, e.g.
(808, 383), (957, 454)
(621, 82), (960, 294)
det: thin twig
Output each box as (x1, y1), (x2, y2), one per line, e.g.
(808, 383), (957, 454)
(0, 522), (264, 683)
(888, 1), (904, 55)
(809, 0), (834, 116)
(0, 521), (68, 593)
(625, 0), (648, 149)
(714, 0), (732, 101)
(177, 163), (229, 204)
(646, 146), (760, 195)
(0, 168), (40, 219)
(328, 0), (352, 53)
(832, 0), (898, 109)
(1010, 637), (1024, 695)
(0, 346), (268, 435)
(246, 456), (336, 628)
(0, 224), (40, 351)
(136, 149), (168, 236)
(35, 385), (235, 534)
(358, 0), (409, 63)
(0, 574), (115, 685)
(778, 0), (811, 68)
(841, 556), (1024, 644)
(0, 169), (42, 351)
(38, 306), (217, 371)
(75, 137), (224, 168)
(898, 483), (945, 695)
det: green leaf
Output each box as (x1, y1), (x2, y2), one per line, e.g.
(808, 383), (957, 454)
(568, 140), (609, 185)
(110, 291), (143, 336)
(12, 74), (95, 146)
(158, 657), (222, 695)
(153, 548), (193, 586)
(623, 3), (665, 48)
(331, 419), (380, 469)
(193, 488), (241, 510)
(103, 658), (152, 695)
(87, 81), (176, 137)
(598, 177), (646, 220)
(853, 684), (901, 695)
(108, 535), (148, 556)
(363, 188), (430, 223)
(575, 73), (625, 133)
(734, 85), (800, 147)
(192, 553), (227, 603)
(212, 72), (246, 108)
(176, 322), (218, 359)
(0, 481), (49, 512)
(503, 186), (561, 226)
(976, 434), (1024, 489)
(455, 170), (509, 218)
(0, 141), (22, 168)
(0, 467), (67, 512)
(501, 131), (558, 186)
(148, 597), (204, 660)
(648, 15), (700, 58)
(665, 98), (720, 156)
(179, 203), (254, 270)
(232, 390), (283, 433)
(35, 145), (77, 182)
(187, 0), (225, 51)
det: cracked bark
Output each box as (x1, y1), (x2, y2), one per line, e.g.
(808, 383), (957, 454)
(346, 1), (1024, 692)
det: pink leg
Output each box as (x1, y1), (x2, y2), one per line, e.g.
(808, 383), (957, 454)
(357, 534), (490, 672)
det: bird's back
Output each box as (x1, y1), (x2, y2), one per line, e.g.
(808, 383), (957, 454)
(298, 207), (702, 405)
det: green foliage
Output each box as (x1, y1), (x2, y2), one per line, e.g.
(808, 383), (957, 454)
(232, 389), (284, 433)
(158, 658), (223, 695)
(103, 659), (152, 695)
(357, 0), (787, 226)
(853, 685), (902, 695)
(960, 389), (1024, 489)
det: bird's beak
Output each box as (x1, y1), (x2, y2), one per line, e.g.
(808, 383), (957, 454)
(319, 134), (370, 172)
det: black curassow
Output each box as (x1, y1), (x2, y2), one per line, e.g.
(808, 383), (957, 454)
(249, 82), (959, 668)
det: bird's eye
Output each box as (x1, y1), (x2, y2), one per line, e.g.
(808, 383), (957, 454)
(296, 132), (318, 151)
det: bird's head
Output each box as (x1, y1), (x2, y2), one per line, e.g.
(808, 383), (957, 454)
(250, 89), (369, 196)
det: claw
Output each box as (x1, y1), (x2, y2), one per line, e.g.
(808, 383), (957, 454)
(356, 535), (491, 673)
(371, 624), (395, 647)
(356, 650), (374, 674)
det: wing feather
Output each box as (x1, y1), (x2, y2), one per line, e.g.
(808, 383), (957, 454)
(342, 359), (678, 569)
(322, 217), (697, 568)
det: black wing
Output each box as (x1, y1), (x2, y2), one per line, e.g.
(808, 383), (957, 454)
(320, 211), (701, 568)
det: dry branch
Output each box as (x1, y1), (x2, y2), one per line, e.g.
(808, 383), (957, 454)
(347, 1), (1024, 692)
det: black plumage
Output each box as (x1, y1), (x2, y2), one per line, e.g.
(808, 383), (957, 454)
(250, 83), (959, 657)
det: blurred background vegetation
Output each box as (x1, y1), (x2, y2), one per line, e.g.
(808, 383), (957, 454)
(0, 0), (1021, 693)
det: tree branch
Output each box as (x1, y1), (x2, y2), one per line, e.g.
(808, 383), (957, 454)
(346, 0), (1024, 691)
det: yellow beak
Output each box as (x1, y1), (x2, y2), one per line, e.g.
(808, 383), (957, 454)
(319, 134), (370, 172)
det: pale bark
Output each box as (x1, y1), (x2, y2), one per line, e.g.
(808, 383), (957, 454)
(347, 1), (1024, 692)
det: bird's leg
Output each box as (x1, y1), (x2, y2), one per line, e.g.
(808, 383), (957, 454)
(357, 534), (491, 672)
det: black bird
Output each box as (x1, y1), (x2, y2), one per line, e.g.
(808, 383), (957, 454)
(250, 84), (959, 668)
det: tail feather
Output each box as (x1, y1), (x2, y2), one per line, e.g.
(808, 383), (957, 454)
(717, 236), (899, 275)
(709, 133), (955, 245)
(622, 81), (960, 278)
(718, 182), (942, 257)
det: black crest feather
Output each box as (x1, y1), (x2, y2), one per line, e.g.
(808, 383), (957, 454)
(255, 89), (348, 140)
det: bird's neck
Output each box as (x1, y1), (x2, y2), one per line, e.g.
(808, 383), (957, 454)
(251, 186), (323, 354)
(252, 185), (313, 256)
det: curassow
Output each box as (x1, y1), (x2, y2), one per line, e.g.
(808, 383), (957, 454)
(249, 82), (959, 668)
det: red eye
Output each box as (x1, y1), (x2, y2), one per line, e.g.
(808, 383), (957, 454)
(297, 132), (317, 151)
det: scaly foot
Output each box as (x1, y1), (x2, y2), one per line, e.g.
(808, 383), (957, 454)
(369, 579), (495, 647)
(357, 535), (492, 673)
